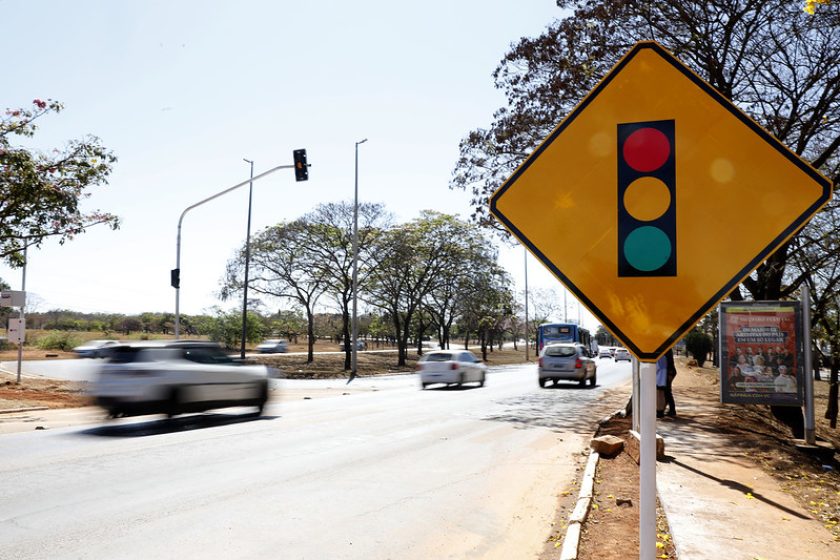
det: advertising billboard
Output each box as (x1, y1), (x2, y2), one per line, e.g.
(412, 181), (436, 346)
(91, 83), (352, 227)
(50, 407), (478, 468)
(719, 301), (803, 406)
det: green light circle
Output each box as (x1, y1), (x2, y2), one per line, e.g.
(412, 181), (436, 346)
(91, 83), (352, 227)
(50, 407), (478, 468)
(624, 226), (671, 272)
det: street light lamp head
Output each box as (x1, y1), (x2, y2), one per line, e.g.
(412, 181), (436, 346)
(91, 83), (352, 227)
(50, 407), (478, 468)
(243, 158), (253, 164)
(357, 138), (368, 146)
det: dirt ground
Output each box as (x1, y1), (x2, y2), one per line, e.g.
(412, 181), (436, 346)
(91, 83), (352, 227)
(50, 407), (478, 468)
(567, 358), (840, 559)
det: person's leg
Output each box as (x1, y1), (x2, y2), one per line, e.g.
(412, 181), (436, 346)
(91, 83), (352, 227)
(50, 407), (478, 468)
(665, 376), (676, 416)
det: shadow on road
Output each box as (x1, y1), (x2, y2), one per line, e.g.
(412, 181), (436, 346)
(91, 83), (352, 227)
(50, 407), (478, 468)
(423, 384), (484, 391)
(539, 384), (599, 390)
(79, 412), (279, 438)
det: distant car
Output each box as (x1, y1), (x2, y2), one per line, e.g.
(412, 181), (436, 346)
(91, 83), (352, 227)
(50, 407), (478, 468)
(598, 348), (613, 359)
(92, 341), (271, 418)
(538, 343), (597, 388)
(256, 339), (288, 353)
(339, 340), (367, 351)
(614, 348), (632, 362)
(417, 350), (487, 389)
(73, 339), (120, 359)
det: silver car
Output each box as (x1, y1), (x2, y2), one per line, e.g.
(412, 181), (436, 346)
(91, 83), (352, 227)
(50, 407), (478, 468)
(73, 339), (120, 358)
(92, 341), (271, 418)
(257, 339), (288, 353)
(538, 343), (597, 387)
(417, 350), (487, 389)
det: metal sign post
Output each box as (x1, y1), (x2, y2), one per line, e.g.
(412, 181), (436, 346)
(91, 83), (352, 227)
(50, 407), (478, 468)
(632, 356), (641, 433)
(803, 285), (815, 445)
(639, 361), (657, 560)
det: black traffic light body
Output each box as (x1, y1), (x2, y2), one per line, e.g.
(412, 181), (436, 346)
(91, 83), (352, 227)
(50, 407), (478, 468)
(617, 119), (676, 277)
(293, 149), (308, 182)
(170, 268), (180, 289)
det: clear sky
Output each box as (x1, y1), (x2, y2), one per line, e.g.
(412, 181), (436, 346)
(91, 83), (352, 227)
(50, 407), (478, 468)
(1, 0), (597, 330)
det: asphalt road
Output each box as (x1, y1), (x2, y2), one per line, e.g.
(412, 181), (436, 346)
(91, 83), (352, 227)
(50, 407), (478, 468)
(0, 361), (631, 560)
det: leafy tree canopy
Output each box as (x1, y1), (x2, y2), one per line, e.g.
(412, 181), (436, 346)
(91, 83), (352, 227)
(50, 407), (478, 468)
(0, 99), (119, 266)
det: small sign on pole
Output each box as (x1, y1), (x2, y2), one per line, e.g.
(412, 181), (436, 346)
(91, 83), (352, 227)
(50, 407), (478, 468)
(8, 318), (25, 344)
(0, 291), (25, 308)
(719, 301), (803, 406)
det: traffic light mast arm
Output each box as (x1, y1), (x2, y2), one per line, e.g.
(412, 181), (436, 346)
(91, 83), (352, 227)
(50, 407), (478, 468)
(173, 160), (304, 338)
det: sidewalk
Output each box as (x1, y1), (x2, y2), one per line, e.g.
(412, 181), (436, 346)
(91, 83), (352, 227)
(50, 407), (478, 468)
(654, 364), (840, 559)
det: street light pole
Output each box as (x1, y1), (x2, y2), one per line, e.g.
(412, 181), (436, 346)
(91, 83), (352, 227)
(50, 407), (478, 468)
(351, 138), (368, 382)
(16, 245), (27, 384)
(174, 162), (297, 338)
(240, 159), (254, 359)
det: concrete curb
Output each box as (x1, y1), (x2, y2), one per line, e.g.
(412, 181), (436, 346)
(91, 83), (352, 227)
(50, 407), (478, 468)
(558, 408), (624, 560)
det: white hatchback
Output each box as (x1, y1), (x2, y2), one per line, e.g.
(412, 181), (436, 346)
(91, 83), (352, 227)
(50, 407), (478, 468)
(417, 350), (487, 389)
(92, 341), (272, 418)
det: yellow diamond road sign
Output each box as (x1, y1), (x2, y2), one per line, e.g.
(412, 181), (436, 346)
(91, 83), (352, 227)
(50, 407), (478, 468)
(490, 41), (833, 361)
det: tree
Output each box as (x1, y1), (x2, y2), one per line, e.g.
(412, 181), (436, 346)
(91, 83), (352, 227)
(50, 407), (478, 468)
(1, 99), (119, 266)
(222, 220), (328, 363)
(423, 217), (500, 350)
(301, 201), (390, 370)
(366, 212), (468, 366)
(684, 329), (713, 367)
(457, 268), (515, 361)
(452, 0), (838, 302)
(206, 308), (265, 350)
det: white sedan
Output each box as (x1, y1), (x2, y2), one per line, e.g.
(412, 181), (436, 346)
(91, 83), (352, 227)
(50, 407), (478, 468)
(92, 341), (272, 418)
(417, 350), (487, 389)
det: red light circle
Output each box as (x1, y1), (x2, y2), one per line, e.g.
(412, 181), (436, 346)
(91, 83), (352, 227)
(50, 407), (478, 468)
(623, 127), (671, 172)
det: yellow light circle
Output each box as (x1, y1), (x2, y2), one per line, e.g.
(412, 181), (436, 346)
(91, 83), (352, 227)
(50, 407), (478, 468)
(623, 177), (671, 221)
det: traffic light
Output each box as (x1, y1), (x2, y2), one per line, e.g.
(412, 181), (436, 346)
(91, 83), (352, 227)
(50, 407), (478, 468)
(293, 149), (308, 182)
(170, 268), (180, 289)
(617, 119), (676, 277)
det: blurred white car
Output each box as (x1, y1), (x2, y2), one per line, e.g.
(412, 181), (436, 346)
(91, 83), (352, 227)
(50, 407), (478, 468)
(257, 339), (288, 353)
(538, 343), (597, 387)
(73, 339), (119, 358)
(417, 350), (487, 389)
(598, 348), (613, 359)
(614, 348), (632, 362)
(92, 341), (271, 418)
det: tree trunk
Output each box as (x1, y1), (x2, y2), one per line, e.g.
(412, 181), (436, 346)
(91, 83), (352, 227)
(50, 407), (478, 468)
(827, 355), (839, 429)
(342, 307), (351, 371)
(306, 309), (315, 364)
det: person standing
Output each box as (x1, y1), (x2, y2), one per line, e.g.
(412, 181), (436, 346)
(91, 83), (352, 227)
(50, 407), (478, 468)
(656, 354), (668, 418)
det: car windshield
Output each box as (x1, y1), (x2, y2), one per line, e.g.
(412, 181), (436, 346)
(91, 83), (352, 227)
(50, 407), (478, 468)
(422, 352), (454, 362)
(544, 345), (577, 357)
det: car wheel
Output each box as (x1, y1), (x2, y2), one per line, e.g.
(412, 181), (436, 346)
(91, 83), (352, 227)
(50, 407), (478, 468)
(166, 388), (181, 418)
(255, 381), (269, 415)
(539, 377), (547, 388)
(589, 372), (597, 387)
(579, 377), (586, 387)
(479, 373), (485, 388)
(457, 372), (465, 388)
(421, 382), (428, 390)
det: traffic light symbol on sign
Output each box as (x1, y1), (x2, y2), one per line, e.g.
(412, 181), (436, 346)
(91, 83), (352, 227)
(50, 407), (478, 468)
(617, 120), (676, 277)
(293, 149), (308, 182)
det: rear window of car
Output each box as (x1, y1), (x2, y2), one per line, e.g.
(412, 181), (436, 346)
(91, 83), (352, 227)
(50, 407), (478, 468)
(544, 345), (577, 357)
(421, 352), (454, 362)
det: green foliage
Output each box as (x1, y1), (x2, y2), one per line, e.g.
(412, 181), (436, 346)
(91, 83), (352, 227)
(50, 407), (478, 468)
(35, 331), (82, 352)
(205, 308), (265, 350)
(684, 329), (714, 367)
(1, 99), (119, 266)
